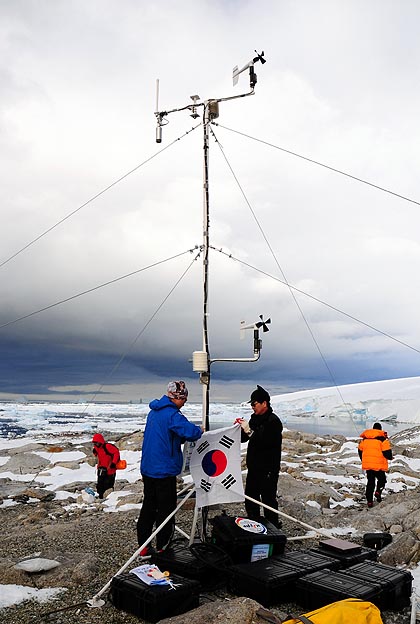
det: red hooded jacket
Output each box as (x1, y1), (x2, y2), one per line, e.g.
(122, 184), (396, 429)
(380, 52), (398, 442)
(92, 433), (120, 476)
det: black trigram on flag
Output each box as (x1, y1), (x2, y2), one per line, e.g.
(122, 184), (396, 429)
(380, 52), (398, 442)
(219, 435), (234, 449)
(200, 479), (211, 492)
(221, 473), (236, 489)
(196, 440), (210, 455)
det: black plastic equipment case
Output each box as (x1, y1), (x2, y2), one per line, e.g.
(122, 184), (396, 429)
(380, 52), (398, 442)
(151, 542), (228, 590)
(210, 515), (287, 563)
(228, 556), (303, 606)
(295, 569), (382, 610)
(344, 561), (413, 610)
(273, 549), (341, 573)
(108, 572), (200, 623)
(310, 545), (377, 568)
(363, 532), (393, 551)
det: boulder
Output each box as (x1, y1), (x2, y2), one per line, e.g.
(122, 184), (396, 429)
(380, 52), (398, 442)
(71, 557), (100, 585)
(378, 531), (420, 566)
(14, 557), (61, 573)
(159, 597), (285, 624)
(0, 559), (29, 585)
(21, 487), (55, 502)
(2, 453), (50, 474)
(8, 443), (43, 455)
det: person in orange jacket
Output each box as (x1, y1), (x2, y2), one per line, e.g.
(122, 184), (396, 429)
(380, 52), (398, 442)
(92, 433), (120, 499)
(358, 422), (392, 508)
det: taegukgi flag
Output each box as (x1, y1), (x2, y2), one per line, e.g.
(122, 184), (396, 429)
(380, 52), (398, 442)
(188, 424), (244, 507)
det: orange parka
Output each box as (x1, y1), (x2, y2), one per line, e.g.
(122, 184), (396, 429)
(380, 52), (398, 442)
(358, 428), (392, 471)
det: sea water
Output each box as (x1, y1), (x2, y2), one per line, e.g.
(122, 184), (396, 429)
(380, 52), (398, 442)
(0, 400), (416, 440)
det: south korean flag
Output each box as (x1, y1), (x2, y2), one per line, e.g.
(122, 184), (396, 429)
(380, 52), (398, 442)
(189, 425), (244, 507)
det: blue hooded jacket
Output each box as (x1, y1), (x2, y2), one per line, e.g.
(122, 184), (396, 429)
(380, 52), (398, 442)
(141, 395), (202, 478)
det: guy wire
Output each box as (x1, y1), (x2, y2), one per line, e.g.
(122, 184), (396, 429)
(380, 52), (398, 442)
(0, 123), (201, 271)
(210, 127), (355, 426)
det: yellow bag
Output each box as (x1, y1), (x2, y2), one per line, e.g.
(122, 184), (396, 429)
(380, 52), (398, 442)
(282, 599), (383, 624)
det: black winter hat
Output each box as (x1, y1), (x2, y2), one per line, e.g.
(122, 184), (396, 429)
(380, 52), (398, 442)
(249, 385), (270, 404)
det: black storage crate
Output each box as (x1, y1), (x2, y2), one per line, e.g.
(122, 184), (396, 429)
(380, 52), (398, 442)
(273, 549), (340, 573)
(228, 557), (302, 606)
(151, 542), (228, 590)
(310, 545), (377, 568)
(109, 572), (200, 622)
(296, 569), (382, 610)
(363, 532), (393, 551)
(210, 515), (287, 563)
(344, 561), (413, 609)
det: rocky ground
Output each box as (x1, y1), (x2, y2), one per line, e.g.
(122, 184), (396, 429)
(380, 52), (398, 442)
(1, 427), (420, 623)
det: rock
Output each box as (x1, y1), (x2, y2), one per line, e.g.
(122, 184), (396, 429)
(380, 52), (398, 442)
(8, 443), (43, 455)
(14, 557), (61, 573)
(22, 487), (55, 502)
(0, 559), (29, 585)
(21, 508), (49, 525)
(116, 493), (140, 507)
(71, 557), (100, 585)
(114, 431), (143, 450)
(390, 525), (403, 534)
(378, 531), (420, 566)
(54, 461), (83, 470)
(2, 453), (50, 474)
(159, 597), (281, 624)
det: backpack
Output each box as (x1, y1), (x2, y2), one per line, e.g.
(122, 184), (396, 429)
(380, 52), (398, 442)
(103, 442), (120, 464)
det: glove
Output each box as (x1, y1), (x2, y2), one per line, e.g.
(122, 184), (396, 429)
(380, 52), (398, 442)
(235, 418), (251, 435)
(110, 462), (116, 469)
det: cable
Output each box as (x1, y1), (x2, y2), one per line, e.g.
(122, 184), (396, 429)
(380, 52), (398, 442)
(29, 600), (89, 622)
(0, 123), (201, 271)
(24, 248), (202, 487)
(85, 249), (202, 405)
(211, 246), (420, 358)
(0, 247), (199, 330)
(210, 127), (354, 424)
(213, 123), (420, 209)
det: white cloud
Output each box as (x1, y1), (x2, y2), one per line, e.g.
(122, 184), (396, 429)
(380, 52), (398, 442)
(2, 1), (420, 397)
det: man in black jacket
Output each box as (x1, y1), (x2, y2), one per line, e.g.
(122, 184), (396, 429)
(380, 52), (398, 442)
(237, 385), (283, 526)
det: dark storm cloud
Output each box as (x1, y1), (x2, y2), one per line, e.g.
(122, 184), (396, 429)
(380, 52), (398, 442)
(2, 1), (420, 399)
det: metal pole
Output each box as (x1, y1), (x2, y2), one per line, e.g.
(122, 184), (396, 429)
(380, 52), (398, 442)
(201, 103), (211, 431)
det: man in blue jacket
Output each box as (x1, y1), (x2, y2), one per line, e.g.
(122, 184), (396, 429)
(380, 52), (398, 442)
(137, 381), (202, 554)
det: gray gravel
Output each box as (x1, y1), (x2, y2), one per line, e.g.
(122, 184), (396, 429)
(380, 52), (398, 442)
(0, 500), (412, 623)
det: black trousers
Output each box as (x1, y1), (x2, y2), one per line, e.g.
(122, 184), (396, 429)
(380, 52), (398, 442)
(245, 469), (279, 527)
(137, 475), (177, 550)
(97, 470), (116, 499)
(365, 470), (386, 503)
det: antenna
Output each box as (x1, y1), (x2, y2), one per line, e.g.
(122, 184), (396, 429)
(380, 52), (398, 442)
(155, 78), (160, 113)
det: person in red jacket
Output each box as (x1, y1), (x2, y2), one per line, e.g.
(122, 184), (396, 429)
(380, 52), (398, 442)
(92, 433), (120, 499)
(358, 422), (392, 508)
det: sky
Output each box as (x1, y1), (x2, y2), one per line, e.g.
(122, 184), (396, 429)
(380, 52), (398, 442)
(1, 1), (420, 402)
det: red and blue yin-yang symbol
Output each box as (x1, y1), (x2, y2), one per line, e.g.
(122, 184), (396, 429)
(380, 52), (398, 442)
(201, 449), (227, 477)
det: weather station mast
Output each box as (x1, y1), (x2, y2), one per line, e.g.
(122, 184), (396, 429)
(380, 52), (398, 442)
(154, 52), (269, 430)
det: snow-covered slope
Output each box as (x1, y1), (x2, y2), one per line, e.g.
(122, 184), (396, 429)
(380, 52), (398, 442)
(271, 376), (420, 423)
